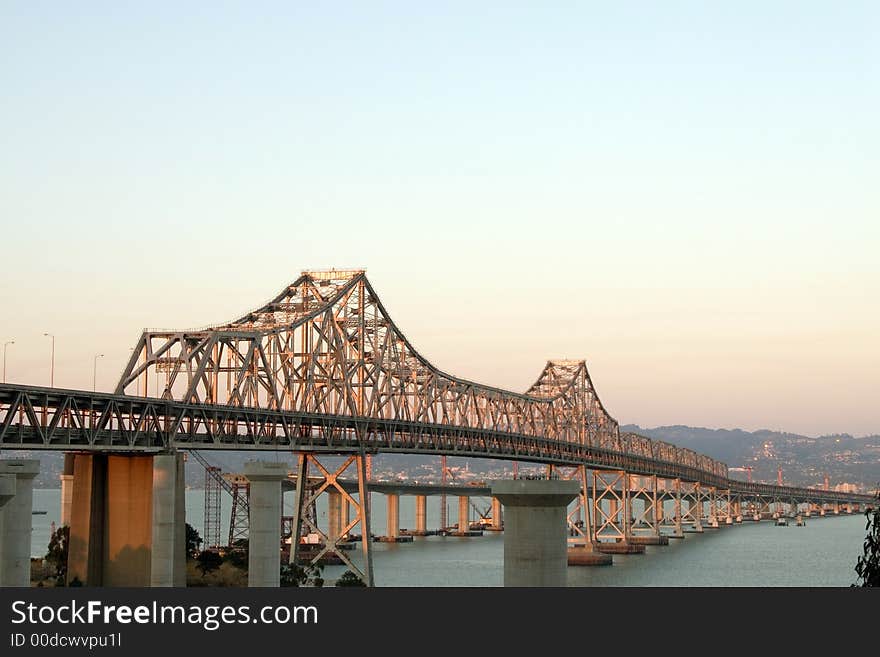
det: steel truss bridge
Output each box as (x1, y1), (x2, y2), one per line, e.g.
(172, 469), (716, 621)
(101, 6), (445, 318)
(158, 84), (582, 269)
(0, 269), (874, 585)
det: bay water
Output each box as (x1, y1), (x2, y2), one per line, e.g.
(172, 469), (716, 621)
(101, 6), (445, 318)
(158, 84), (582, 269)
(30, 489), (868, 586)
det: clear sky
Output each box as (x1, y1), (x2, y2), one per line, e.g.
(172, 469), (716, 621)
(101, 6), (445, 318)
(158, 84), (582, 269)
(1, 3), (877, 437)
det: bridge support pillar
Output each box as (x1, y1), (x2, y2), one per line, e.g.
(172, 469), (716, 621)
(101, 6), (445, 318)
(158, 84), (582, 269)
(290, 452), (373, 586)
(341, 494), (350, 534)
(415, 495), (427, 535)
(150, 453), (186, 587)
(687, 499), (703, 532)
(653, 476), (663, 534)
(327, 490), (343, 542)
(67, 454), (154, 586)
(60, 453), (75, 527)
(492, 480), (579, 586)
(386, 494), (399, 539)
(491, 497), (503, 530)
(0, 460), (39, 587)
(244, 461), (286, 587)
(673, 478), (683, 538)
(458, 496), (469, 534)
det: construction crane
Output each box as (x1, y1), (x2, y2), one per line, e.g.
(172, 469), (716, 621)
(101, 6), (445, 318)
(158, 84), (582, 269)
(189, 450), (250, 549)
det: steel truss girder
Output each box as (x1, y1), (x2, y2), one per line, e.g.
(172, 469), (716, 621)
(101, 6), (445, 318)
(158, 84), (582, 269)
(1, 386), (873, 509)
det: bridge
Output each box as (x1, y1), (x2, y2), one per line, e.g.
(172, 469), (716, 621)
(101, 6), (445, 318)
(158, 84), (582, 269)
(0, 269), (874, 587)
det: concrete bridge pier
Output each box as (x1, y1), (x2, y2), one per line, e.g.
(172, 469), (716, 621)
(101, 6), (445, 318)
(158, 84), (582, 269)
(67, 453), (184, 587)
(341, 494), (350, 533)
(457, 495), (469, 534)
(688, 498), (703, 533)
(653, 491), (663, 531)
(60, 453), (75, 527)
(673, 479), (684, 538)
(386, 493), (399, 539)
(491, 497), (503, 530)
(0, 460), (39, 587)
(707, 488), (719, 528)
(492, 480), (579, 586)
(327, 489), (343, 541)
(414, 495), (427, 535)
(245, 461), (286, 587)
(150, 453), (186, 587)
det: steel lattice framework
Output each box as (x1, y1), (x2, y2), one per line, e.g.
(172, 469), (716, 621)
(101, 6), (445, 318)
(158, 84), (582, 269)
(111, 270), (724, 478)
(0, 269), (873, 508)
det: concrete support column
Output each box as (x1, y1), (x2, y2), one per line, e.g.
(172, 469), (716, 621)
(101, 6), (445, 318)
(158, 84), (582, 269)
(386, 494), (399, 539)
(0, 475), (17, 587)
(67, 453), (107, 585)
(0, 460), (40, 587)
(68, 454), (155, 586)
(60, 453), (75, 527)
(688, 498), (703, 532)
(415, 495), (427, 535)
(327, 490), (342, 541)
(150, 453), (186, 587)
(491, 497), (503, 530)
(458, 496), (469, 533)
(0, 475), (14, 507)
(674, 479), (683, 537)
(341, 495), (350, 534)
(652, 476), (662, 533)
(608, 497), (619, 526)
(245, 461), (286, 587)
(491, 480), (579, 587)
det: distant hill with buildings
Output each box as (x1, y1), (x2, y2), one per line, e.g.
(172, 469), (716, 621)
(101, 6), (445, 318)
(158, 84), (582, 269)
(622, 424), (880, 491)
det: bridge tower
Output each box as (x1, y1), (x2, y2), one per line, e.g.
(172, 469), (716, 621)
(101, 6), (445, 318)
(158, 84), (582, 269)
(203, 465), (222, 549)
(228, 476), (250, 548)
(440, 455), (448, 532)
(289, 450), (374, 586)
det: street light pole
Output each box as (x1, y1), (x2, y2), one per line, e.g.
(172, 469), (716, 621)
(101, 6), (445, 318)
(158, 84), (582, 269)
(43, 333), (55, 387)
(93, 354), (104, 392)
(2, 340), (13, 384)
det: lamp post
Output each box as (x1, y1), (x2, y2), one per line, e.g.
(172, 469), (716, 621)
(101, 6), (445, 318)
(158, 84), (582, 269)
(2, 340), (13, 384)
(43, 333), (55, 387)
(93, 354), (104, 392)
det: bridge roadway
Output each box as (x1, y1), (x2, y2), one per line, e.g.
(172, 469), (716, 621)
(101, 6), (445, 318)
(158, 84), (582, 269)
(0, 383), (873, 507)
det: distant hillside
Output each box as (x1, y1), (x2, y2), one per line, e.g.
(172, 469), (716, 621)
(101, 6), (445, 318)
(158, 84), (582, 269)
(623, 424), (880, 489)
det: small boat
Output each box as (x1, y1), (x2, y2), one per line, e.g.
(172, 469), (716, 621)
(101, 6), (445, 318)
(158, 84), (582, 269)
(775, 516), (788, 526)
(32, 510), (47, 515)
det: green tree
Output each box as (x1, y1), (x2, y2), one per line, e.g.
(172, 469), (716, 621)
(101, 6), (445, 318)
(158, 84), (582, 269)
(44, 525), (69, 586)
(854, 491), (880, 587)
(335, 570), (366, 587)
(196, 550), (223, 577)
(186, 523), (203, 558)
(225, 538), (249, 570)
(281, 562), (324, 587)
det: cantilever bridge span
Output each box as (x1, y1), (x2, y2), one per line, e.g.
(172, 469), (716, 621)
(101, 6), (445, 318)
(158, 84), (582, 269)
(0, 270), (873, 586)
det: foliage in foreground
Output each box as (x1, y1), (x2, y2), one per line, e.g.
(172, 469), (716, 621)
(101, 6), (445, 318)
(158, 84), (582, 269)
(854, 490), (880, 587)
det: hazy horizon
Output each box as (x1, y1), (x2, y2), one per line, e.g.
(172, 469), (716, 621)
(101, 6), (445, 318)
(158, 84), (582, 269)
(2, 4), (877, 437)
